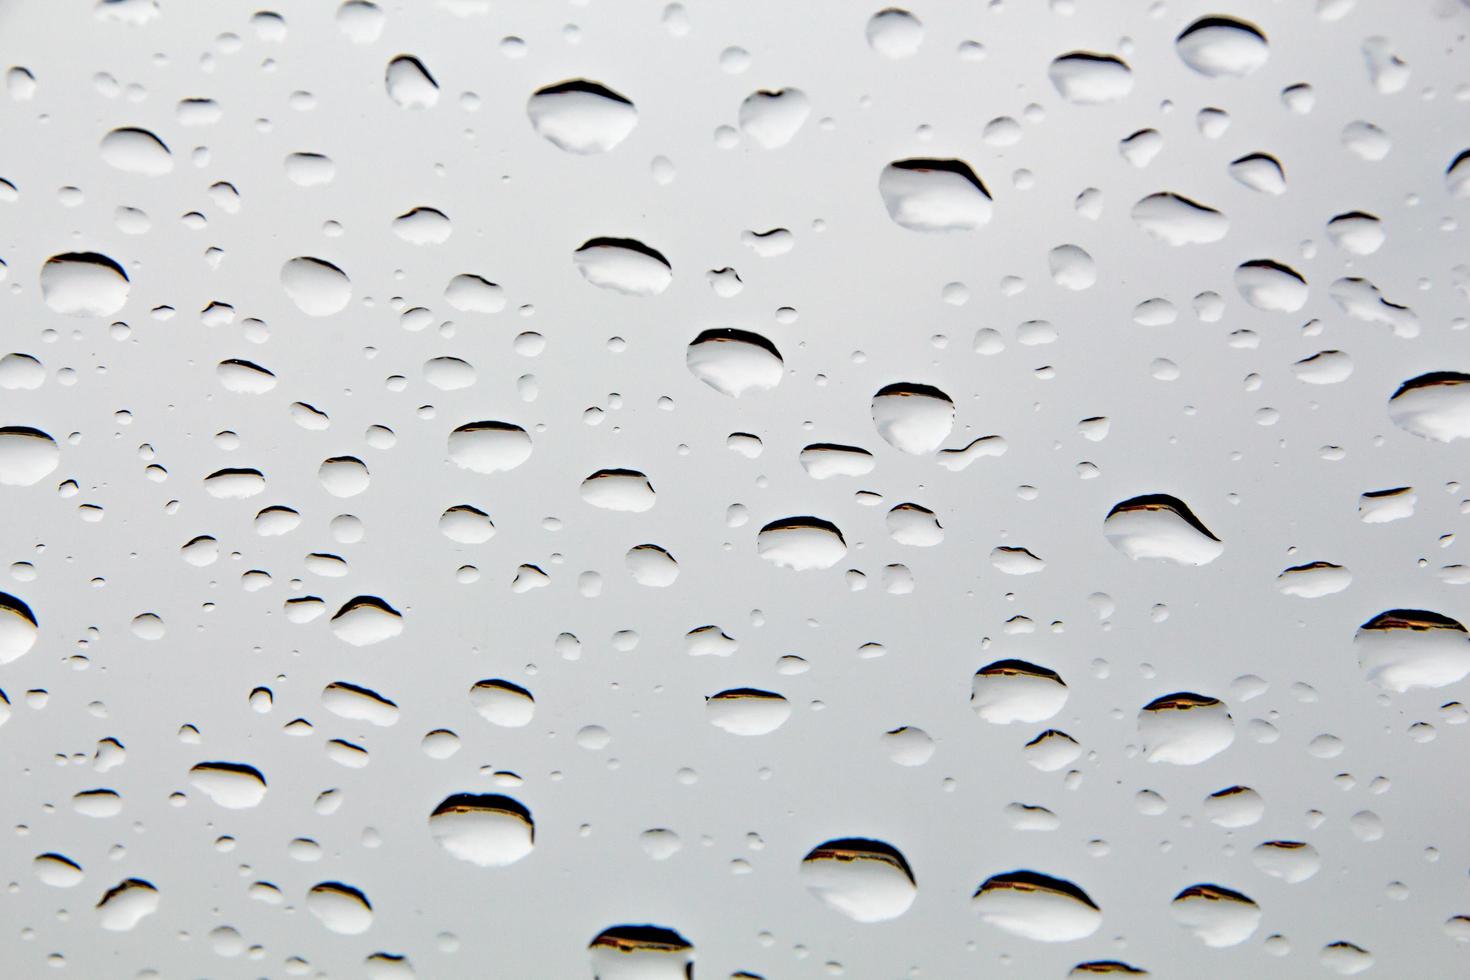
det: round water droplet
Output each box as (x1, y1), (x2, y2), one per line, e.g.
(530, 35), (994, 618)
(429, 793), (534, 867)
(40, 252), (129, 316)
(685, 328), (783, 396)
(879, 159), (991, 231)
(972, 871), (1102, 942)
(871, 382), (954, 454)
(1139, 693), (1234, 765)
(448, 421), (532, 473)
(756, 517), (846, 570)
(706, 688), (790, 735)
(1170, 884), (1259, 947)
(1355, 610), (1470, 691)
(800, 838), (916, 922)
(0, 427), (58, 487)
(281, 256), (351, 316)
(1175, 17), (1268, 77)
(527, 79), (637, 154)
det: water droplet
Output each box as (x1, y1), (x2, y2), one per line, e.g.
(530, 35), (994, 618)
(1170, 884), (1259, 947)
(1104, 494), (1222, 565)
(429, 793), (534, 867)
(972, 871), (1102, 942)
(1139, 694), (1234, 765)
(40, 252), (129, 316)
(1049, 52), (1133, 104)
(1175, 17), (1268, 77)
(800, 838), (916, 922)
(527, 80), (637, 154)
(685, 328), (783, 396)
(573, 238), (672, 295)
(879, 159), (992, 231)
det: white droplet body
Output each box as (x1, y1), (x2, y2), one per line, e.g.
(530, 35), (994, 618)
(1049, 53), (1133, 104)
(757, 517), (846, 570)
(1104, 495), (1222, 565)
(307, 882), (373, 935)
(572, 238), (671, 295)
(872, 383), (954, 454)
(0, 427), (58, 486)
(706, 689), (790, 735)
(686, 329), (783, 396)
(40, 253), (129, 316)
(972, 872), (1102, 942)
(879, 159), (992, 231)
(527, 80), (637, 154)
(189, 762), (267, 809)
(1388, 373), (1470, 442)
(280, 257), (351, 316)
(1175, 17), (1269, 77)
(738, 88), (810, 148)
(97, 879), (160, 932)
(1276, 562), (1351, 598)
(470, 679), (535, 727)
(800, 839), (917, 922)
(971, 662), (1068, 724)
(448, 422), (532, 473)
(866, 9), (923, 58)
(429, 794), (534, 867)
(100, 127), (172, 175)
(0, 593), (38, 664)
(580, 469), (655, 512)
(1355, 611), (1470, 692)
(386, 55), (438, 108)
(1234, 260), (1308, 312)
(1139, 694), (1234, 765)
(329, 597), (403, 646)
(1170, 885), (1260, 947)
(1130, 193), (1229, 245)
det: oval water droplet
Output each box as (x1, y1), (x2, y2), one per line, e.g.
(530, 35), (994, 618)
(1355, 610), (1470, 691)
(879, 159), (992, 231)
(40, 252), (129, 316)
(1139, 693), (1234, 765)
(871, 382), (954, 454)
(972, 871), (1102, 942)
(756, 517), (846, 570)
(448, 421), (532, 473)
(280, 256), (351, 316)
(573, 237), (671, 295)
(800, 838), (916, 922)
(527, 79), (637, 154)
(429, 793), (534, 867)
(685, 328), (783, 397)
(1175, 17), (1268, 77)
(1104, 494), (1222, 565)
(1169, 884), (1260, 947)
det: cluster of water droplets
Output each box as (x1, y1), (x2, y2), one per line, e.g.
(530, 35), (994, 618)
(0, 0), (1466, 976)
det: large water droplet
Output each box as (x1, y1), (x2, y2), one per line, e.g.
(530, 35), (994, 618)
(871, 382), (954, 454)
(429, 793), (534, 867)
(40, 252), (129, 316)
(527, 80), (637, 154)
(879, 159), (992, 231)
(1104, 494), (1222, 565)
(756, 517), (846, 570)
(1175, 17), (1269, 77)
(573, 237), (672, 295)
(972, 871), (1102, 942)
(800, 838), (916, 922)
(1139, 693), (1234, 765)
(280, 256), (351, 316)
(1355, 610), (1470, 691)
(1388, 372), (1470, 442)
(685, 328), (783, 396)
